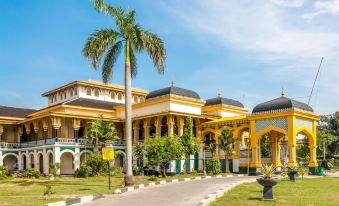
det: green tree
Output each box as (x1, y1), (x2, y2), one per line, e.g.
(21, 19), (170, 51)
(317, 113), (339, 158)
(207, 143), (216, 157)
(134, 143), (145, 167)
(260, 133), (271, 158)
(87, 116), (117, 151)
(144, 135), (184, 177)
(84, 0), (166, 185)
(181, 116), (200, 157)
(218, 129), (236, 173)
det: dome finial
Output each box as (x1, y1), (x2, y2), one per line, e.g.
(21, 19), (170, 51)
(281, 87), (285, 97)
(218, 89), (221, 97)
(171, 80), (175, 87)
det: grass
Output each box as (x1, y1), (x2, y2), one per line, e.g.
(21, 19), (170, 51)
(0, 175), (147, 206)
(0, 173), (202, 206)
(210, 177), (339, 206)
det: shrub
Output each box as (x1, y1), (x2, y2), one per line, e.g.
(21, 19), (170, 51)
(206, 158), (221, 175)
(112, 167), (124, 176)
(43, 185), (56, 198)
(49, 163), (61, 177)
(85, 153), (108, 176)
(75, 165), (93, 178)
(148, 175), (158, 181)
(27, 168), (40, 179)
(0, 166), (8, 179)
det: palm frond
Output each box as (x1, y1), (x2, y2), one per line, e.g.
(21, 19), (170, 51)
(139, 30), (167, 74)
(91, 0), (105, 12)
(102, 41), (123, 83)
(83, 29), (121, 69)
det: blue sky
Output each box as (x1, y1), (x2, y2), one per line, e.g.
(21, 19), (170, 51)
(0, 0), (338, 114)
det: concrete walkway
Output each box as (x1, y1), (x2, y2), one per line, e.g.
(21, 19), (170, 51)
(82, 176), (255, 206)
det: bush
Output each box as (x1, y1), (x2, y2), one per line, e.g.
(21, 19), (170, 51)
(27, 168), (40, 179)
(49, 163), (61, 177)
(148, 175), (158, 181)
(43, 185), (55, 197)
(206, 158), (221, 175)
(0, 166), (8, 179)
(75, 165), (93, 178)
(112, 167), (124, 176)
(85, 153), (108, 176)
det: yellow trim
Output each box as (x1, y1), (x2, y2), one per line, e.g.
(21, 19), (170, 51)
(202, 115), (247, 125)
(202, 104), (248, 114)
(256, 125), (288, 139)
(115, 95), (205, 112)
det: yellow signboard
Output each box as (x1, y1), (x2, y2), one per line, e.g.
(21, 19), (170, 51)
(102, 148), (115, 160)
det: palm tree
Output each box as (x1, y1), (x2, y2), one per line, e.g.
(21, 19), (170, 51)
(219, 129), (236, 173)
(83, 0), (166, 185)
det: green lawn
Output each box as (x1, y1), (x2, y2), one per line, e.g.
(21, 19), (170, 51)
(0, 173), (203, 206)
(210, 177), (339, 206)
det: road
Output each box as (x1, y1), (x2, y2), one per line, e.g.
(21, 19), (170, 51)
(82, 176), (254, 206)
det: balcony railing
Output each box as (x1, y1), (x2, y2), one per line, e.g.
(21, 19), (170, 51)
(0, 138), (126, 149)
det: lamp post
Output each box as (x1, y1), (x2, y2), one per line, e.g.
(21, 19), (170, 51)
(203, 147), (206, 176)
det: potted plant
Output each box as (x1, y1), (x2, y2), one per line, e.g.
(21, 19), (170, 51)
(287, 166), (298, 182)
(256, 164), (280, 201)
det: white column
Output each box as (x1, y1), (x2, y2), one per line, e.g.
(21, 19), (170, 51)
(34, 150), (39, 170)
(74, 147), (81, 171)
(54, 147), (61, 175)
(43, 148), (49, 174)
(198, 147), (204, 171)
(18, 152), (23, 170)
(190, 155), (194, 172)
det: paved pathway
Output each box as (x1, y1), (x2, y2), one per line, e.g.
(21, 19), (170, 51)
(82, 176), (255, 206)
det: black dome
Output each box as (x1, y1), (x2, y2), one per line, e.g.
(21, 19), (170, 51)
(146, 86), (200, 100)
(252, 96), (313, 113)
(205, 97), (244, 108)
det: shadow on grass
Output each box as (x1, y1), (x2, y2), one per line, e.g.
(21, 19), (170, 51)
(248, 197), (262, 201)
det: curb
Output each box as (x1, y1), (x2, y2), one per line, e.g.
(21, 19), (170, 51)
(114, 174), (245, 194)
(43, 194), (103, 206)
(197, 178), (256, 206)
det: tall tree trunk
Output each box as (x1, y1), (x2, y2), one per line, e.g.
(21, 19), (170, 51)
(124, 40), (134, 186)
(161, 163), (166, 177)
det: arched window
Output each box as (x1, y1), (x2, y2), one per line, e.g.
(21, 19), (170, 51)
(139, 96), (145, 102)
(134, 96), (139, 103)
(54, 94), (57, 102)
(86, 87), (92, 96)
(59, 92), (63, 100)
(118, 93), (122, 101)
(111, 92), (115, 99)
(70, 89), (73, 97)
(49, 96), (53, 103)
(94, 88), (100, 97)
(74, 88), (78, 95)
(63, 91), (67, 99)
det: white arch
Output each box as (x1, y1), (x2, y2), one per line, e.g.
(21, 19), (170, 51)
(60, 150), (76, 175)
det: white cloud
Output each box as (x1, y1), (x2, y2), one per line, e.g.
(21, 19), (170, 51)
(303, 0), (339, 19)
(160, 0), (339, 113)
(271, 0), (306, 8)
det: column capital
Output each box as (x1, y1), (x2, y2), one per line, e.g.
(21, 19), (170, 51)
(143, 118), (150, 128)
(42, 118), (49, 131)
(0, 125), (3, 135)
(33, 120), (39, 133)
(72, 118), (81, 131)
(50, 116), (61, 129)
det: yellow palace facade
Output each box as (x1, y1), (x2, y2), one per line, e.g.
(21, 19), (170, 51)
(0, 80), (319, 175)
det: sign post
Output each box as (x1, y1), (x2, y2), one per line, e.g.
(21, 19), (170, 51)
(102, 147), (115, 190)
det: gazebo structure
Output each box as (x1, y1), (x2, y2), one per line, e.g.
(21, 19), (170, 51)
(201, 91), (319, 174)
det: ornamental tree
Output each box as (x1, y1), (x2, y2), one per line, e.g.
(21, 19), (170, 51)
(144, 135), (184, 177)
(218, 129), (236, 173)
(181, 116), (200, 157)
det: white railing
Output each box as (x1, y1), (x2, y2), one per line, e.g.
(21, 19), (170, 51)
(0, 142), (20, 148)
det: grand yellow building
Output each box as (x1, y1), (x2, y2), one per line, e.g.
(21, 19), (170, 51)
(0, 80), (319, 175)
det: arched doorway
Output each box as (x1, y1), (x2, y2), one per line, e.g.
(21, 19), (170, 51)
(204, 132), (216, 158)
(114, 151), (126, 172)
(38, 153), (44, 174)
(3, 154), (18, 174)
(48, 152), (53, 166)
(60, 152), (74, 175)
(21, 154), (27, 170)
(29, 153), (35, 169)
